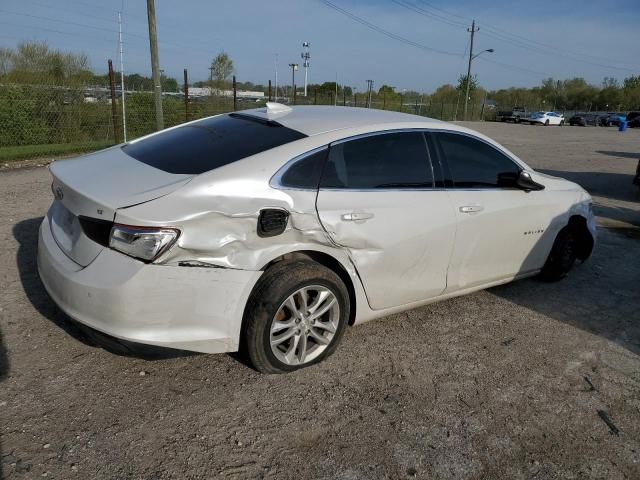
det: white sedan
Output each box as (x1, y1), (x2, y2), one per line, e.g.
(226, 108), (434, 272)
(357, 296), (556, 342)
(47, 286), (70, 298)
(38, 104), (596, 373)
(528, 111), (565, 126)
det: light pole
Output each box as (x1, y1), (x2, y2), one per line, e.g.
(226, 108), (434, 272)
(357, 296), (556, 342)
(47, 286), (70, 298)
(301, 42), (310, 97)
(464, 19), (494, 120)
(464, 47), (494, 120)
(288, 63), (298, 100)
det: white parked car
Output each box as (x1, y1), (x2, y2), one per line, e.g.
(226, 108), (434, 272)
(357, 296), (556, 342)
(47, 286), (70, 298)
(38, 104), (596, 373)
(528, 111), (565, 126)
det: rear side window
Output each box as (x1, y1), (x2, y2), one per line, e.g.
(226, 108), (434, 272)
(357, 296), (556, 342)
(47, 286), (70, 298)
(435, 132), (520, 188)
(320, 132), (433, 189)
(279, 148), (328, 189)
(122, 114), (307, 174)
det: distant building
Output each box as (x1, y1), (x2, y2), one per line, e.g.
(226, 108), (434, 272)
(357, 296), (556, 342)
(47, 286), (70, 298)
(186, 87), (264, 99)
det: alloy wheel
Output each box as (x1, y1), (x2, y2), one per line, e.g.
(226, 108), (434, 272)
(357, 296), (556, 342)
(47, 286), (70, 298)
(269, 285), (340, 366)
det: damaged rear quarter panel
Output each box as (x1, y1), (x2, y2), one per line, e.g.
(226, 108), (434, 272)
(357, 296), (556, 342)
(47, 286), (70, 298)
(113, 137), (352, 271)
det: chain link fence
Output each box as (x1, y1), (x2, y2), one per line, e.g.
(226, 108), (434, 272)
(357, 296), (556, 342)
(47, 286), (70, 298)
(0, 74), (497, 163)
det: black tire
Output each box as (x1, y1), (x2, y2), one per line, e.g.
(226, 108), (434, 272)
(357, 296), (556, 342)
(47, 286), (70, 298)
(544, 119), (550, 126)
(559, 120), (564, 126)
(539, 228), (577, 282)
(242, 259), (350, 374)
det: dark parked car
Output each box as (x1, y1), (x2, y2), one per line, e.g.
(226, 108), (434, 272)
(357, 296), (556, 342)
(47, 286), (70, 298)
(569, 113), (599, 126)
(599, 113), (626, 127)
(626, 111), (640, 128)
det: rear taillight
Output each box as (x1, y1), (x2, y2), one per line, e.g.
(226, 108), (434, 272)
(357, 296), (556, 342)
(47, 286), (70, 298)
(109, 224), (180, 262)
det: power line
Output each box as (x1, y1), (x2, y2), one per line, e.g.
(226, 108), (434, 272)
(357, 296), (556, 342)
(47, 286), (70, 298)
(412, 0), (637, 71)
(0, 8), (218, 58)
(477, 56), (554, 78)
(319, 0), (462, 57)
(390, 0), (468, 29)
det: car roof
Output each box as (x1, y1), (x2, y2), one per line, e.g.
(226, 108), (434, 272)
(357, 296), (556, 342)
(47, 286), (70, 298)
(240, 104), (444, 136)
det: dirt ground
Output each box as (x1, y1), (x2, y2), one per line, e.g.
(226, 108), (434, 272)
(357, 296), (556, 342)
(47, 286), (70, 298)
(1, 123), (639, 479)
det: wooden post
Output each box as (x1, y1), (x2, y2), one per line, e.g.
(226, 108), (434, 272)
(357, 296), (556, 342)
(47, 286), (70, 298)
(183, 68), (190, 123)
(107, 59), (120, 144)
(233, 75), (237, 111)
(268, 80), (272, 102)
(343, 89), (346, 106)
(293, 84), (297, 105)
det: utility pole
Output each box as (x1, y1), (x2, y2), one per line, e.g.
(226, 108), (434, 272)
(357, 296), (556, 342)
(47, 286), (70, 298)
(146, 0), (163, 131)
(366, 79), (374, 108)
(289, 63), (298, 102)
(301, 42), (310, 97)
(118, 11), (127, 141)
(464, 19), (479, 121)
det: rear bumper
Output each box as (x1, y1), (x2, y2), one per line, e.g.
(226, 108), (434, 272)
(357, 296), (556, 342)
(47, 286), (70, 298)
(37, 216), (262, 354)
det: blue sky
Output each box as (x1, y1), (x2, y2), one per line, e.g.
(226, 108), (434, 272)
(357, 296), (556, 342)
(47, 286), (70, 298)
(1, 0), (639, 92)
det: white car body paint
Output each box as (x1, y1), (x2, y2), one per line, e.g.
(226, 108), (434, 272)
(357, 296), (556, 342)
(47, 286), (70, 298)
(527, 111), (565, 125)
(38, 106), (596, 354)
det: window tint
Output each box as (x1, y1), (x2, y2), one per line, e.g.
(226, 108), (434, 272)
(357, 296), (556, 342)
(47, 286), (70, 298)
(122, 113), (307, 174)
(320, 132), (433, 189)
(279, 148), (327, 189)
(435, 132), (520, 188)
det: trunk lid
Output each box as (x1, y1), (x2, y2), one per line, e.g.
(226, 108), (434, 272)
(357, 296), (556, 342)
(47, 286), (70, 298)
(48, 146), (193, 266)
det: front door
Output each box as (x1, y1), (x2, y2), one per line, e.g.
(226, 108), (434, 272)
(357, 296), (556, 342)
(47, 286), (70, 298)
(431, 131), (543, 292)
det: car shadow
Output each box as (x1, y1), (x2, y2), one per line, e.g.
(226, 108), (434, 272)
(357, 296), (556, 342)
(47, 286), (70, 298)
(489, 205), (639, 356)
(596, 150), (639, 160)
(13, 217), (198, 361)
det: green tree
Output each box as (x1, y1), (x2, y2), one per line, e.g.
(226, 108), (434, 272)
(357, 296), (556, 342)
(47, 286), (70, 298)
(210, 51), (234, 92)
(456, 74), (479, 98)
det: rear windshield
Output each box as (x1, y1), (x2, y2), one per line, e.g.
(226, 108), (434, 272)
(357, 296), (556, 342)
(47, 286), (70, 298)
(121, 113), (307, 174)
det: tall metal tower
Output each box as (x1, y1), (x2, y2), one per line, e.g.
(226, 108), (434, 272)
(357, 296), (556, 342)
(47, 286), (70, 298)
(301, 42), (310, 97)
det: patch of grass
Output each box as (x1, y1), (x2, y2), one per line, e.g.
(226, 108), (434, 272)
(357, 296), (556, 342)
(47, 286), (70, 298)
(0, 140), (115, 162)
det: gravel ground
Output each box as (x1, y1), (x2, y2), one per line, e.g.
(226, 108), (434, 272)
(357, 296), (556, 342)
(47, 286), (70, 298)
(1, 123), (639, 479)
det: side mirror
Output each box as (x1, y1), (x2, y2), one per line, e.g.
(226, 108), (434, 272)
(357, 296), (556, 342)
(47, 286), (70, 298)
(516, 171), (545, 191)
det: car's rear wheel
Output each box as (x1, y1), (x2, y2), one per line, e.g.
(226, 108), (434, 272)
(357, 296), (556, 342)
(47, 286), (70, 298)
(544, 119), (550, 126)
(539, 228), (577, 281)
(243, 259), (349, 374)
(559, 120), (565, 126)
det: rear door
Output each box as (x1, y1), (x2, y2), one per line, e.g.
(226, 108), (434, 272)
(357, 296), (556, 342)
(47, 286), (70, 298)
(315, 131), (457, 310)
(431, 131), (543, 292)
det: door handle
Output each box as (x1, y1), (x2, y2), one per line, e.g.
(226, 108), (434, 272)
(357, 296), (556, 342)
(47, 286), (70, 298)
(459, 205), (484, 213)
(341, 212), (374, 222)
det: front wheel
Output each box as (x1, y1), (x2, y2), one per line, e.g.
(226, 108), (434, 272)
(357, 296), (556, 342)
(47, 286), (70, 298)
(559, 120), (565, 126)
(539, 228), (577, 281)
(243, 259), (350, 373)
(544, 119), (550, 126)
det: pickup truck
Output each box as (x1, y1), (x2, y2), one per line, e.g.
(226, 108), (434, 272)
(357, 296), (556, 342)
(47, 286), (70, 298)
(496, 107), (529, 123)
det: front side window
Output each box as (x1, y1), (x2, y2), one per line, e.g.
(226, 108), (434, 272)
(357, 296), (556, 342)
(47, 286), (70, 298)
(435, 132), (521, 189)
(320, 132), (433, 189)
